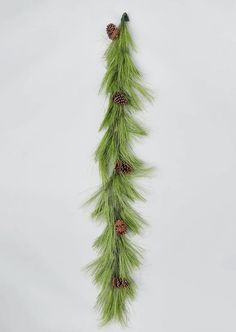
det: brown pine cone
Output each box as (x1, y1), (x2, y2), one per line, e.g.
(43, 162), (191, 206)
(106, 23), (119, 40)
(115, 160), (132, 175)
(112, 277), (129, 288)
(112, 91), (128, 105)
(115, 219), (127, 235)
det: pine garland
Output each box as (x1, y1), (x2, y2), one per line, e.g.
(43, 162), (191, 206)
(87, 13), (153, 325)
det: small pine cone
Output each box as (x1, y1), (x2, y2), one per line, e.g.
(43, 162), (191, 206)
(112, 277), (129, 288)
(112, 91), (128, 105)
(115, 219), (127, 235)
(106, 23), (119, 40)
(115, 160), (132, 175)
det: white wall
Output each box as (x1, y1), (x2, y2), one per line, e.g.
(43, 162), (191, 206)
(0, 1), (236, 331)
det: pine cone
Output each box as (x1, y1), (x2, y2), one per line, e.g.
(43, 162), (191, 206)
(106, 23), (119, 40)
(115, 160), (132, 174)
(112, 277), (129, 288)
(112, 91), (128, 105)
(115, 219), (127, 235)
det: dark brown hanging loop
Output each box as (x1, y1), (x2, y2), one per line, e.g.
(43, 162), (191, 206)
(121, 12), (129, 22)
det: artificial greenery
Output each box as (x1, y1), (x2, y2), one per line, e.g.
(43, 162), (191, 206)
(87, 13), (153, 325)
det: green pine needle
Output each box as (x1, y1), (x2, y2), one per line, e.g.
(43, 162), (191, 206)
(87, 13), (153, 326)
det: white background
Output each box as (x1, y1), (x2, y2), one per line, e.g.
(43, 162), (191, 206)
(0, 1), (236, 331)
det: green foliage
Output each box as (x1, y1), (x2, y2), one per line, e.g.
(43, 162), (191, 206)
(87, 13), (153, 325)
